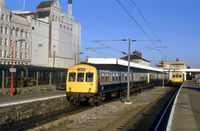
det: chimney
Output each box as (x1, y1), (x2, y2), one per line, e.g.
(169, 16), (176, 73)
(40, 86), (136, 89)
(68, 0), (72, 15)
(133, 50), (142, 58)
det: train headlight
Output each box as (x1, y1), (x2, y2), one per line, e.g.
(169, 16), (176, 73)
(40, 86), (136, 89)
(101, 86), (104, 91)
(69, 87), (71, 92)
(89, 88), (91, 92)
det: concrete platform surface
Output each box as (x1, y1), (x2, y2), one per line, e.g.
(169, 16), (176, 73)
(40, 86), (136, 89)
(169, 80), (200, 131)
(0, 90), (66, 106)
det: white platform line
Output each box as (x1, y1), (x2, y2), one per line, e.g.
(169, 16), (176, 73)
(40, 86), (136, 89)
(166, 82), (185, 131)
(0, 94), (66, 108)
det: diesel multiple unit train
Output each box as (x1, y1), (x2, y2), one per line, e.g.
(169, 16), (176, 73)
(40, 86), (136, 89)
(66, 64), (169, 105)
(171, 71), (184, 86)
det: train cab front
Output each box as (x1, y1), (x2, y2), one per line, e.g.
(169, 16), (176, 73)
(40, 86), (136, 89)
(66, 64), (98, 103)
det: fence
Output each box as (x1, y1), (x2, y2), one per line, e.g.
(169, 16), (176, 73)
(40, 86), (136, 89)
(0, 65), (67, 94)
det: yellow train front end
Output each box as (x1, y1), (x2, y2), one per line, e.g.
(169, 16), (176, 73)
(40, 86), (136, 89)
(171, 72), (184, 86)
(66, 64), (98, 103)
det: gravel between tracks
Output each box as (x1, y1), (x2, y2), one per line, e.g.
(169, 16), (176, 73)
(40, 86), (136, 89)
(29, 86), (171, 131)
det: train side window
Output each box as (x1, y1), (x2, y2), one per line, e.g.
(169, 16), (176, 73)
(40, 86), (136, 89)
(68, 72), (76, 82)
(112, 73), (115, 81)
(116, 73), (119, 81)
(125, 74), (127, 81)
(101, 73), (105, 82)
(77, 73), (84, 82)
(122, 74), (125, 81)
(86, 73), (93, 82)
(110, 73), (112, 81)
(106, 73), (109, 82)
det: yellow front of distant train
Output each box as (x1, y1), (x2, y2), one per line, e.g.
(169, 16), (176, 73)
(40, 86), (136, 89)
(171, 71), (184, 85)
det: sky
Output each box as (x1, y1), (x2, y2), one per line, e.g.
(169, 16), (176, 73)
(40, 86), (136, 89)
(5, 0), (200, 67)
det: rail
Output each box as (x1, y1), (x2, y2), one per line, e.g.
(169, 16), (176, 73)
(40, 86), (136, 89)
(121, 84), (182, 131)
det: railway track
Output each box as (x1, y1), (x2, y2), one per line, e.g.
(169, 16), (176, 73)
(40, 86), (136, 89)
(121, 84), (182, 131)
(0, 105), (92, 131)
(0, 84), (164, 131)
(0, 94), (122, 131)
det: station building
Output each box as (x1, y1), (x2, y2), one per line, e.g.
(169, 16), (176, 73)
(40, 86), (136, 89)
(156, 59), (187, 70)
(120, 50), (150, 66)
(0, 0), (81, 68)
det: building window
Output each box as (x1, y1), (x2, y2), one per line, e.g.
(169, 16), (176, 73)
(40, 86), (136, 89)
(16, 30), (19, 36)
(11, 29), (13, 35)
(60, 24), (62, 28)
(4, 50), (7, 57)
(32, 27), (34, 30)
(0, 50), (3, 57)
(26, 42), (28, 49)
(1, 14), (4, 20)
(21, 42), (24, 48)
(5, 39), (8, 46)
(70, 28), (72, 31)
(5, 28), (7, 34)
(7, 15), (9, 21)
(25, 53), (28, 59)
(26, 32), (28, 38)
(10, 51), (12, 57)
(20, 52), (23, 59)
(0, 38), (3, 45)
(21, 30), (23, 37)
(1, 26), (3, 33)
(15, 52), (18, 58)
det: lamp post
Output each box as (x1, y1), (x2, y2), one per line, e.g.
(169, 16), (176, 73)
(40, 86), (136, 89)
(74, 52), (83, 65)
(10, 39), (25, 96)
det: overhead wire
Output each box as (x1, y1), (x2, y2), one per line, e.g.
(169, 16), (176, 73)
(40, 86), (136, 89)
(31, 27), (122, 58)
(116, 0), (169, 60)
(130, 0), (175, 61)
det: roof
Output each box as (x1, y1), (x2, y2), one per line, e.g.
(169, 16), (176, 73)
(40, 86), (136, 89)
(86, 58), (162, 73)
(37, 1), (54, 8)
(121, 55), (150, 62)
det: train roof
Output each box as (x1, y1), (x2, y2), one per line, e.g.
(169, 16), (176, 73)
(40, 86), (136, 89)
(79, 58), (164, 73)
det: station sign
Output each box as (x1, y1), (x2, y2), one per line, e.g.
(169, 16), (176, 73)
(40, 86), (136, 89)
(10, 68), (16, 72)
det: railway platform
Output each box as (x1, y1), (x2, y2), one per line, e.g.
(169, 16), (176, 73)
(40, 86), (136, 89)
(0, 90), (66, 106)
(168, 80), (200, 131)
(0, 89), (67, 126)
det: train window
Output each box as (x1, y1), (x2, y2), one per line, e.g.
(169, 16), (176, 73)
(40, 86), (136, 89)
(110, 73), (112, 81)
(86, 73), (93, 82)
(106, 73), (109, 82)
(176, 75), (178, 78)
(122, 74), (125, 81)
(112, 73), (115, 81)
(101, 73), (105, 82)
(179, 75), (182, 78)
(77, 73), (84, 82)
(125, 74), (127, 81)
(68, 72), (76, 82)
(116, 73), (119, 81)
